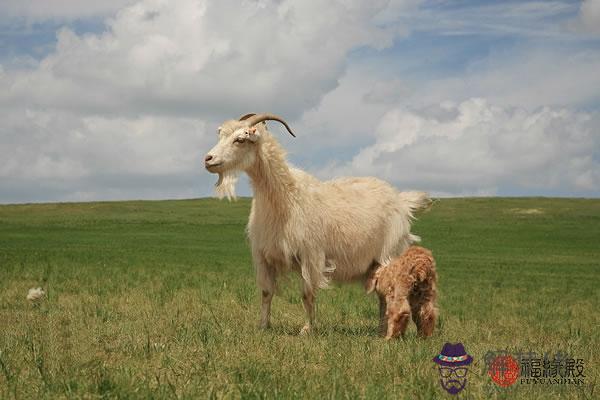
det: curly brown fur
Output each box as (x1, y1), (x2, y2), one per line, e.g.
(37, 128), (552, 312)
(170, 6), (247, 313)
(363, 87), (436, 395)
(365, 246), (438, 340)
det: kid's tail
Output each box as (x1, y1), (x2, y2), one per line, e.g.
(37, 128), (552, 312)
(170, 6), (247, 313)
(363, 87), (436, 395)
(405, 246), (437, 283)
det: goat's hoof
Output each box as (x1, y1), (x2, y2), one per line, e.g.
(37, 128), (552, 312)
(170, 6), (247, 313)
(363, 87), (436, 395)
(258, 322), (271, 330)
(299, 324), (312, 336)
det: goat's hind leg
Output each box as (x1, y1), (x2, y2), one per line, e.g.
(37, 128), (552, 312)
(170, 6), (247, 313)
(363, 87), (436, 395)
(300, 282), (316, 335)
(410, 292), (438, 337)
(411, 301), (437, 337)
(409, 281), (438, 337)
(299, 253), (327, 335)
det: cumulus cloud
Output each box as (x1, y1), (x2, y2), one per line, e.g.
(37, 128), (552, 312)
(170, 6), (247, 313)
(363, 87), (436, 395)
(291, 27), (600, 198)
(0, 0), (418, 203)
(296, 67), (404, 150)
(324, 99), (599, 196)
(0, 110), (208, 179)
(0, 107), (211, 202)
(0, 0), (599, 202)
(0, 0), (410, 119)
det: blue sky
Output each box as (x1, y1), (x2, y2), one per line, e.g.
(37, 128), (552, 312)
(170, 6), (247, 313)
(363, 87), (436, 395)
(0, 0), (599, 203)
(0, 19), (105, 64)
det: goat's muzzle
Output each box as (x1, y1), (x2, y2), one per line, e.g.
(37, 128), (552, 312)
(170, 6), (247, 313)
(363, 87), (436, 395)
(204, 154), (222, 172)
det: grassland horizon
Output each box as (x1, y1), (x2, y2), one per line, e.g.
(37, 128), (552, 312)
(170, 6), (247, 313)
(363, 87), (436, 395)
(0, 197), (598, 399)
(2, 194), (600, 207)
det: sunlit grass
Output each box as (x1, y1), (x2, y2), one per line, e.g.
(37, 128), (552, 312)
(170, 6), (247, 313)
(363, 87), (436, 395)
(0, 198), (598, 398)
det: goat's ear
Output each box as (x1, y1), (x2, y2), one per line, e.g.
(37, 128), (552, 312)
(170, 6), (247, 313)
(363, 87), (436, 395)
(247, 126), (261, 142)
(365, 274), (377, 294)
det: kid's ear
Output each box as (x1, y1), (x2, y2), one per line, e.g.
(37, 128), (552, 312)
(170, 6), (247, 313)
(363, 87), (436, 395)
(365, 274), (377, 294)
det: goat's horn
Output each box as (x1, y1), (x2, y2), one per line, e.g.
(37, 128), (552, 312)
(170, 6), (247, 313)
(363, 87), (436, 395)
(244, 113), (296, 137)
(238, 113), (256, 121)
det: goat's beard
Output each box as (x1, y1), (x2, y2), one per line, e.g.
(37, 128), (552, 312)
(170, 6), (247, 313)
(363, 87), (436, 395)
(215, 170), (239, 200)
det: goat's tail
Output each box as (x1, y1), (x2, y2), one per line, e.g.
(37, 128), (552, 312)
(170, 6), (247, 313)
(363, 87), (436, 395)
(396, 191), (432, 244)
(398, 191), (432, 219)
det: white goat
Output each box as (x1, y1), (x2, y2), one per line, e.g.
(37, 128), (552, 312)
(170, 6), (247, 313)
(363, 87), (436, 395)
(205, 113), (430, 334)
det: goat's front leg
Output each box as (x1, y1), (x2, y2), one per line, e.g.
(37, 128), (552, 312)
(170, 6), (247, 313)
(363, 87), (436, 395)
(385, 297), (411, 340)
(378, 294), (388, 336)
(256, 259), (275, 329)
(300, 282), (316, 335)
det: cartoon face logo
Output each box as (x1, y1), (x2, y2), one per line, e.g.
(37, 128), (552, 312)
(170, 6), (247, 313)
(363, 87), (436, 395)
(438, 365), (469, 394)
(433, 343), (473, 395)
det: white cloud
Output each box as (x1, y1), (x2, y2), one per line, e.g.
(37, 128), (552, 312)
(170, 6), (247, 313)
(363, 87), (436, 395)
(291, 44), (600, 187)
(296, 66), (405, 149)
(405, 0), (580, 39)
(579, 0), (600, 34)
(0, 0), (413, 119)
(278, 43), (600, 197)
(0, 108), (212, 202)
(413, 48), (600, 110)
(1, 0), (599, 202)
(0, 0), (420, 202)
(0, 0), (138, 22)
(0, 107), (210, 177)
(325, 98), (599, 196)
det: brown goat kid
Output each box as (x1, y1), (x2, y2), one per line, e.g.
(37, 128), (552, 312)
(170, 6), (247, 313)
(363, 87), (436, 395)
(366, 246), (438, 340)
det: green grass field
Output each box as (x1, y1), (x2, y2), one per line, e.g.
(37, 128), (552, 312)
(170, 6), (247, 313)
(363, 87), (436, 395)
(0, 197), (598, 399)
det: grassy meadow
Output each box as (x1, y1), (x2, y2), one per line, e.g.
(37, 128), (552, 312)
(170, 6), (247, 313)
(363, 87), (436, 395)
(0, 197), (598, 399)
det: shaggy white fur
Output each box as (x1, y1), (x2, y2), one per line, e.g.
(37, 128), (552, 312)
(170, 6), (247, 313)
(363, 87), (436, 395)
(205, 114), (431, 334)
